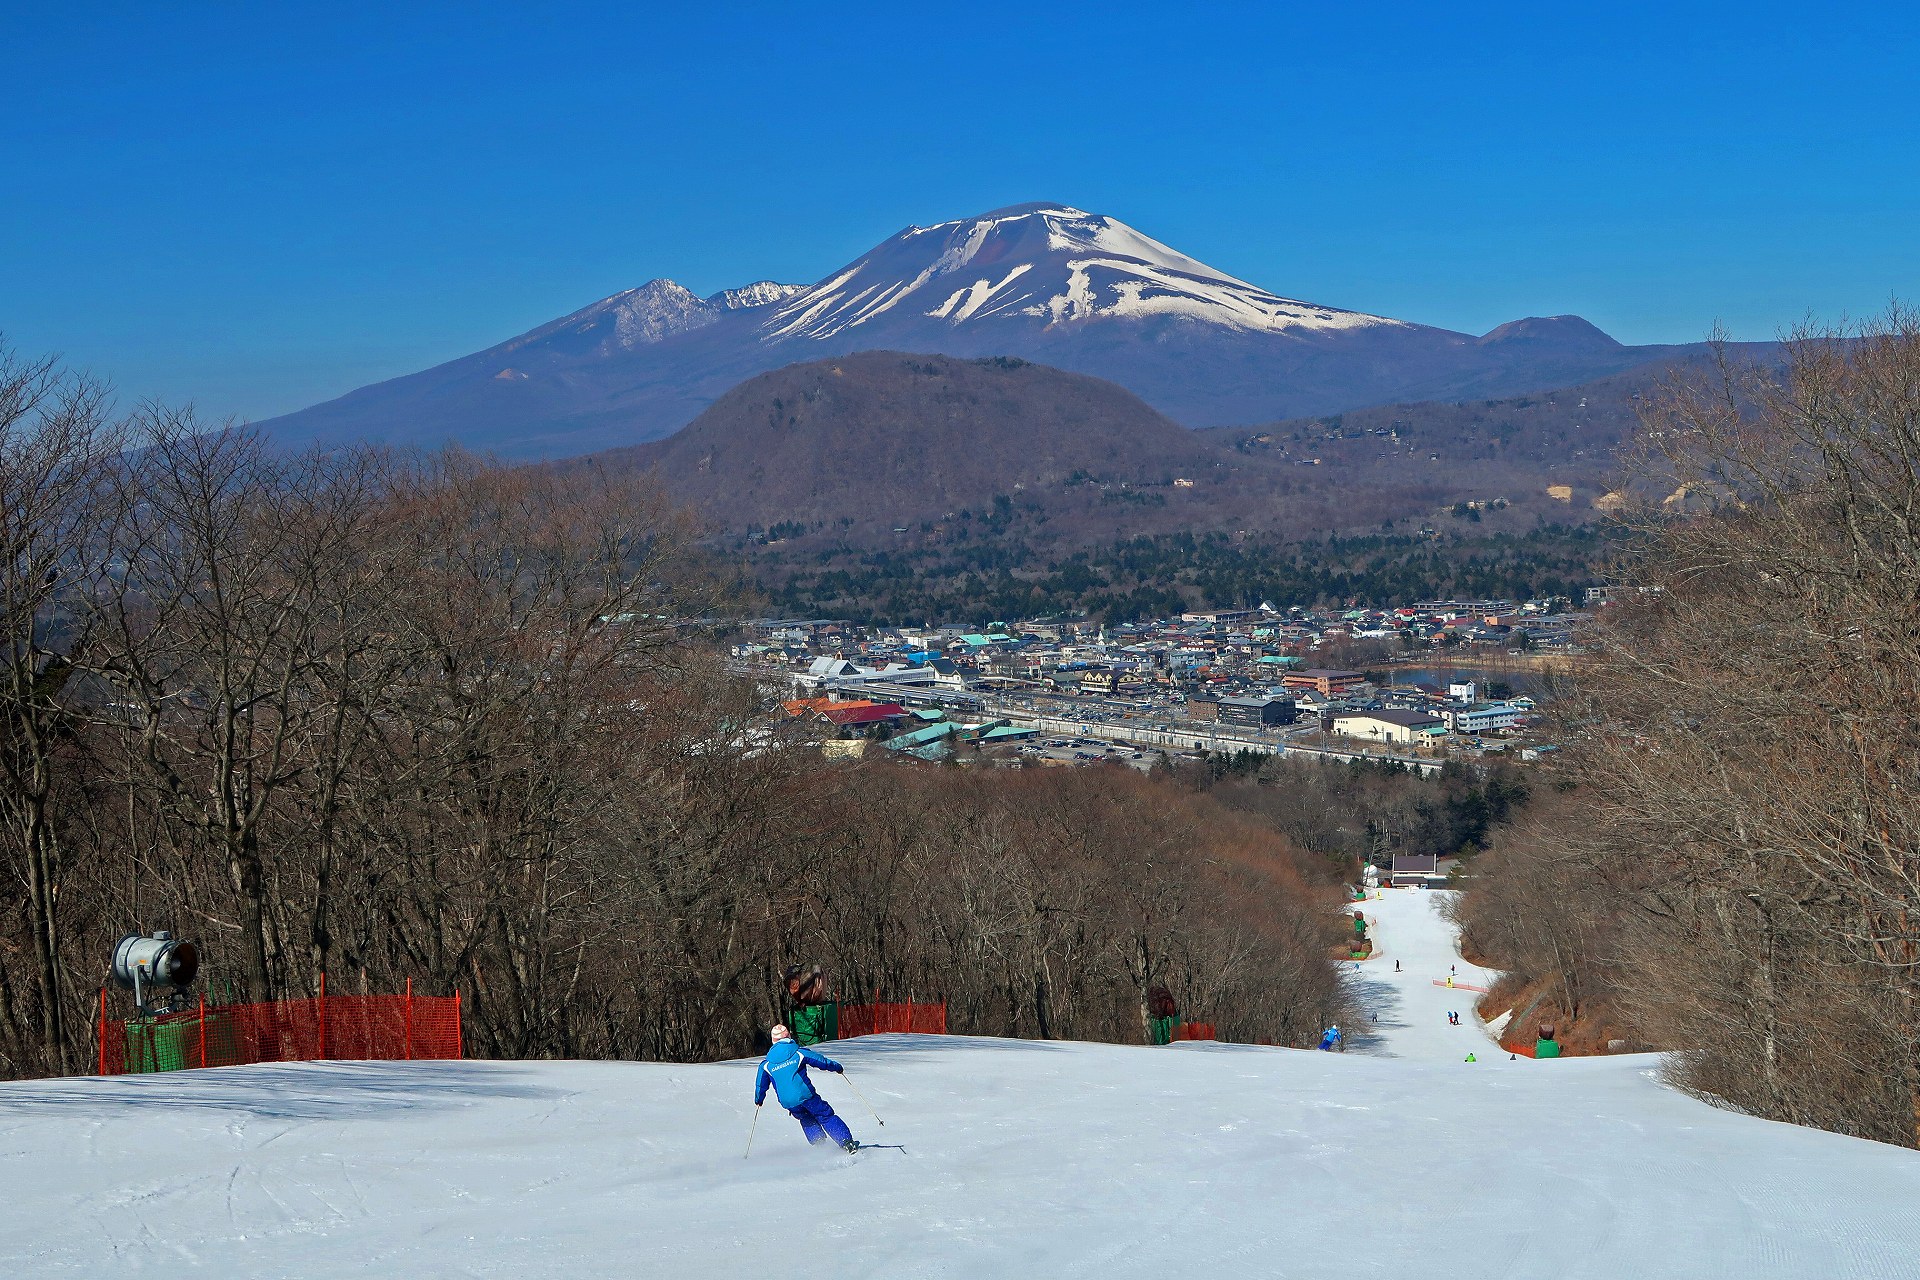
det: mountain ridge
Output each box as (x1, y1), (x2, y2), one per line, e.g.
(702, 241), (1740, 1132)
(260, 202), (1757, 459)
(586, 349), (1730, 580)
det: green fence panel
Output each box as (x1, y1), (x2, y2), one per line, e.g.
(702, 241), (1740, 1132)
(123, 1011), (241, 1073)
(791, 1003), (837, 1045)
(124, 1019), (193, 1073)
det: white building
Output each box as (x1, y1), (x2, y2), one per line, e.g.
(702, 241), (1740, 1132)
(1332, 710), (1446, 745)
(795, 660), (957, 696)
(1444, 703), (1523, 735)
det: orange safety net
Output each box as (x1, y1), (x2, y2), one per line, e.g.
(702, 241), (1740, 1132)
(97, 982), (461, 1076)
(1171, 1021), (1217, 1041)
(835, 1001), (947, 1038)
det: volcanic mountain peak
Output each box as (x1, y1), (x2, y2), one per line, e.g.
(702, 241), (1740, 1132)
(502, 278), (719, 356)
(259, 201), (1713, 460)
(498, 276), (811, 358)
(710, 280), (806, 311)
(603, 280), (717, 346)
(760, 202), (1406, 342)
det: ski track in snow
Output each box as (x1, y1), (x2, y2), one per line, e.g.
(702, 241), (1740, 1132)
(3, 890), (1917, 1277)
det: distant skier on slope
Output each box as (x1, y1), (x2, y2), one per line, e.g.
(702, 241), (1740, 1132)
(754, 1024), (859, 1153)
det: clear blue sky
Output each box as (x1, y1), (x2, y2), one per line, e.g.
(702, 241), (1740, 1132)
(4, 1), (1917, 421)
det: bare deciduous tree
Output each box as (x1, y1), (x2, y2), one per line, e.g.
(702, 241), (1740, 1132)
(0, 345), (125, 1073)
(0, 347), (1352, 1078)
(1455, 310), (1920, 1147)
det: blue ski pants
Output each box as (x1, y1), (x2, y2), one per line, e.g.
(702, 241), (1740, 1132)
(788, 1095), (852, 1146)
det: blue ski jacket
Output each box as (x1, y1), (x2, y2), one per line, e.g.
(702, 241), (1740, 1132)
(755, 1041), (843, 1108)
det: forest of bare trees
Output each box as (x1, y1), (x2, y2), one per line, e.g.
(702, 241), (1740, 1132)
(0, 345), (1351, 1080)
(1451, 312), (1920, 1147)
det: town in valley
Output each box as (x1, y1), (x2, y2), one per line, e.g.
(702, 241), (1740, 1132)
(739, 594), (1589, 772)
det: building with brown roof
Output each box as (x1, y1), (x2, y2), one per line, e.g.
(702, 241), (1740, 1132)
(1281, 668), (1368, 696)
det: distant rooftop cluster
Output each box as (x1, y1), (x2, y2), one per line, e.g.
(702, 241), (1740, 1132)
(731, 595), (1582, 767)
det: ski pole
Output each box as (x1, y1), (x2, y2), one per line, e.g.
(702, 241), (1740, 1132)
(744, 1103), (762, 1158)
(840, 1072), (884, 1127)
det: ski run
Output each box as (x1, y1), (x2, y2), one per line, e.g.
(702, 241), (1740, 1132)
(4, 891), (1917, 1277)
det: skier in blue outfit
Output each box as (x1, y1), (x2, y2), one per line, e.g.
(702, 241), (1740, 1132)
(755, 1024), (859, 1152)
(1318, 1024), (1342, 1051)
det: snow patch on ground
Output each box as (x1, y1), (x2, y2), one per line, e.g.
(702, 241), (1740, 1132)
(1047, 210), (1231, 285)
(931, 263), (1034, 322)
(5, 891), (1916, 1278)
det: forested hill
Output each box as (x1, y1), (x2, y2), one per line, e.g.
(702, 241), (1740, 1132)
(572, 350), (1661, 624)
(594, 351), (1700, 551)
(1201, 355), (1715, 482)
(587, 351), (1215, 533)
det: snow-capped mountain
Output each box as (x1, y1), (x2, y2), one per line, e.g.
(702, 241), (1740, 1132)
(713, 280), (807, 311)
(501, 278), (813, 359)
(261, 202), (1714, 460)
(500, 280), (720, 356)
(762, 203), (1403, 340)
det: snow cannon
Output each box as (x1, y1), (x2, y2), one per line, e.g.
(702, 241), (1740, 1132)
(111, 931), (200, 1015)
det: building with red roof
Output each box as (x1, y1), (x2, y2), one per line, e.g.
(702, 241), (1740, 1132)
(816, 702), (908, 729)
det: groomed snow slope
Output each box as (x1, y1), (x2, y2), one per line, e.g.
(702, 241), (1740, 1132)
(5, 893), (1917, 1278)
(1341, 885), (1513, 1061)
